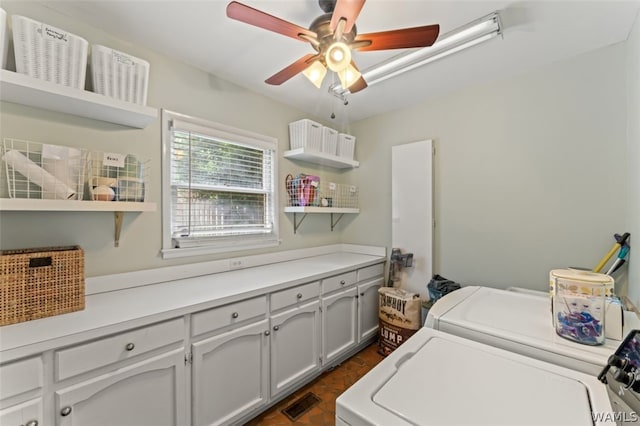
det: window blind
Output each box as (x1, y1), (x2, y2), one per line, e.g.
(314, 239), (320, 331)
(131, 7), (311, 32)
(169, 123), (275, 248)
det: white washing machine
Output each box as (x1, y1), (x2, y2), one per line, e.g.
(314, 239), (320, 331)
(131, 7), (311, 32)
(424, 286), (640, 375)
(336, 328), (615, 426)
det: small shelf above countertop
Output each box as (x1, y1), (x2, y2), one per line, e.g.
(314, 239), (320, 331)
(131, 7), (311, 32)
(0, 199), (157, 247)
(0, 69), (158, 128)
(283, 148), (359, 169)
(0, 199), (156, 212)
(284, 206), (359, 214)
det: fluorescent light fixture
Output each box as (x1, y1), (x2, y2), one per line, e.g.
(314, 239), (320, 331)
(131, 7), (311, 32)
(331, 11), (502, 96)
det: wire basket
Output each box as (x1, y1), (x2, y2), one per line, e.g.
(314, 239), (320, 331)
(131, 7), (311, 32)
(285, 174), (358, 209)
(2, 138), (88, 200)
(87, 150), (149, 202)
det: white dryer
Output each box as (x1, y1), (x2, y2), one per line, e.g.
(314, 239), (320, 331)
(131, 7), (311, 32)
(336, 328), (614, 426)
(424, 286), (639, 375)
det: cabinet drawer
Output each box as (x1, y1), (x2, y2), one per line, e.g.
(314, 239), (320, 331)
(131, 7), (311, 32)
(321, 271), (357, 294)
(192, 295), (267, 337)
(0, 356), (43, 400)
(357, 263), (385, 282)
(55, 317), (184, 381)
(271, 281), (320, 312)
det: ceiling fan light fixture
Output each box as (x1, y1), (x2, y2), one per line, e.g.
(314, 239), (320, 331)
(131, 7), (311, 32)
(337, 63), (361, 89)
(325, 41), (352, 72)
(302, 60), (328, 88)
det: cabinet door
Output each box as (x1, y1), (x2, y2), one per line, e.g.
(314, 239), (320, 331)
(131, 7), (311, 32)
(322, 287), (358, 366)
(55, 349), (186, 426)
(270, 300), (321, 398)
(192, 319), (269, 426)
(0, 398), (42, 426)
(358, 278), (383, 342)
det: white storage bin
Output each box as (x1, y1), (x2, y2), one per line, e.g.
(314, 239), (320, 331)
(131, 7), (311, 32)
(0, 8), (8, 70)
(91, 44), (150, 105)
(337, 133), (356, 160)
(288, 119), (322, 151)
(322, 126), (338, 155)
(12, 15), (88, 89)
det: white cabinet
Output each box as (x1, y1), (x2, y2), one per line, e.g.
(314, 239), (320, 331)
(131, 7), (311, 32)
(191, 319), (269, 426)
(0, 398), (42, 426)
(357, 278), (384, 342)
(270, 300), (321, 398)
(322, 286), (358, 366)
(54, 349), (186, 426)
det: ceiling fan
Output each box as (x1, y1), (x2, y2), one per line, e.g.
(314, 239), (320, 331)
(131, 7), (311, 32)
(226, 0), (440, 93)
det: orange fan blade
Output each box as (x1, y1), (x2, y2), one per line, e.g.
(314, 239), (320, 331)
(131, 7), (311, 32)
(347, 61), (367, 93)
(354, 24), (440, 51)
(265, 54), (318, 85)
(330, 0), (366, 33)
(227, 1), (317, 42)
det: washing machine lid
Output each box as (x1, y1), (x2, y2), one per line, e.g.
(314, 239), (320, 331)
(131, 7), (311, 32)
(336, 329), (614, 426)
(432, 286), (616, 368)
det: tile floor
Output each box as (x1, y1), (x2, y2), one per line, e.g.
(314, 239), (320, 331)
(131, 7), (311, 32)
(244, 343), (384, 426)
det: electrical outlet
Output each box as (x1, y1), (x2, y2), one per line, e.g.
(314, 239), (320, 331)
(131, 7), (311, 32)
(229, 259), (244, 270)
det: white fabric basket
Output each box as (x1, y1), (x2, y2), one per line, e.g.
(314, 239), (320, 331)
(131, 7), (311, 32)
(91, 44), (150, 105)
(12, 15), (88, 89)
(288, 119), (323, 151)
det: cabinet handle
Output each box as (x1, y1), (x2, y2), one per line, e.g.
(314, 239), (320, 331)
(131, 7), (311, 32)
(60, 406), (72, 416)
(273, 325), (280, 331)
(232, 312), (239, 319)
(340, 280), (346, 285)
(264, 330), (270, 336)
(125, 342), (135, 351)
(26, 421), (39, 426)
(296, 293), (303, 299)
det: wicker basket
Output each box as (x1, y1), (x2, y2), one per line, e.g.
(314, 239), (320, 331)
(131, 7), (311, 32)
(0, 246), (85, 326)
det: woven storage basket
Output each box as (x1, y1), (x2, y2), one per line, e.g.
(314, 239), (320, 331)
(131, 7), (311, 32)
(1, 246), (85, 326)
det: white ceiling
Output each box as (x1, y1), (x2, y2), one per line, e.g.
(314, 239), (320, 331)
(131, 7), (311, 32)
(39, 0), (640, 125)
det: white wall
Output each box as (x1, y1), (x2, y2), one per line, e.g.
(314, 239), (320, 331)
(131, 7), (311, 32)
(0, 2), (348, 277)
(344, 43), (628, 292)
(625, 12), (640, 307)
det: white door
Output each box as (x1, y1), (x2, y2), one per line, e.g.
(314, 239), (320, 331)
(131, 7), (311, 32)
(392, 140), (433, 299)
(270, 300), (321, 397)
(55, 350), (186, 426)
(0, 398), (42, 426)
(322, 287), (357, 366)
(358, 278), (383, 342)
(191, 319), (269, 426)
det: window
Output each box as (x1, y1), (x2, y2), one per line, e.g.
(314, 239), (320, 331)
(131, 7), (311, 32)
(162, 110), (278, 258)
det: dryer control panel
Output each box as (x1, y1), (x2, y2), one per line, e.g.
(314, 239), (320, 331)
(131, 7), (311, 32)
(599, 329), (640, 416)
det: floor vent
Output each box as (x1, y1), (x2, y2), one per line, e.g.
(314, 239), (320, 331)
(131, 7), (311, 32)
(281, 392), (321, 421)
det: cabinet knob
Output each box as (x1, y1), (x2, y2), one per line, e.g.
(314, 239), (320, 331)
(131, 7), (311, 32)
(360, 293), (364, 296)
(355, 295), (359, 299)
(340, 280), (346, 285)
(232, 312), (239, 319)
(26, 421), (39, 426)
(273, 325), (280, 331)
(264, 330), (270, 336)
(60, 406), (72, 417)
(125, 342), (135, 351)
(296, 293), (303, 299)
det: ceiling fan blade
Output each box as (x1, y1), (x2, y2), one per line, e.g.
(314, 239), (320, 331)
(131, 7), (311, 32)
(265, 54), (318, 85)
(348, 76), (367, 93)
(227, 1), (317, 42)
(354, 24), (440, 51)
(330, 0), (366, 33)
(347, 61), (367, 93)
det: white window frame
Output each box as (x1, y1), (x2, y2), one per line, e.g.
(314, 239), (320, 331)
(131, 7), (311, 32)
(161, 109), (279, 259)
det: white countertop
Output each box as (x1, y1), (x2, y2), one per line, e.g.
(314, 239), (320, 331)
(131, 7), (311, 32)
(0, 252), (384, 360)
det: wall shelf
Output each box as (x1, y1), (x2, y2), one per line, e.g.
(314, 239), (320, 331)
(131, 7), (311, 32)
(0, 199), (157, 247)
(283, 148), (359, 169)
(284, 206), (359, 233)
(0, 69), (158, 128)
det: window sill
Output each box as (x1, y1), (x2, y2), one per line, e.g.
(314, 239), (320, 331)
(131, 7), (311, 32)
(161, 238), (280, 259)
